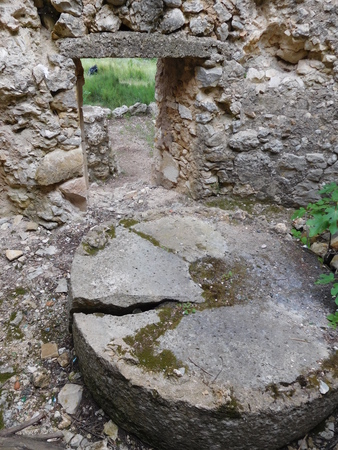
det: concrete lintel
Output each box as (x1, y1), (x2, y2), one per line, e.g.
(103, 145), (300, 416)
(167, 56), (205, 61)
(58, 32), (230, 59)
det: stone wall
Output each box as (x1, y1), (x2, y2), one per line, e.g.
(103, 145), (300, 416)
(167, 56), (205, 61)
(0, 0), (337, 225)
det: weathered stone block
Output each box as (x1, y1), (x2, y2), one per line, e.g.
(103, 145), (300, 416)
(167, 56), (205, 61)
(95, 5), (121, 32)
(196, 67), (222, 87)
(228, 130), (259, 152)
(35, 148), (84, 186)
(160, 8), (185, 34)
(51, 0), (83, 17)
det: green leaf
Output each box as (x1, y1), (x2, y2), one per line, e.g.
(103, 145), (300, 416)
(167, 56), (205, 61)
(291, 208), (307, 220)
(335, 296), (338, 306)
(315, 272), (335, 285)
(319, 183), (337, 195)
(307, 214), (330, 237)
(331, 190), (338, 202)
(323, 207), (338, 235)
(331, 284), (338, 297)
(291, 229), (302, 239)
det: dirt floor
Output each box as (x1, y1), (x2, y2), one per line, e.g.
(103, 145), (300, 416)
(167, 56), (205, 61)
(1, 115), (338, 450)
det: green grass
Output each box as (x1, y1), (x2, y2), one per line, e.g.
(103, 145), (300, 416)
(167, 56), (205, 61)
(82, 58), (157, 110)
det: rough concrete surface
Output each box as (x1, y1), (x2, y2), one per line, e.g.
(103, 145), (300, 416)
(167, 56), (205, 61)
(70, 224), (204, 314)
(70, 212), (338, 450)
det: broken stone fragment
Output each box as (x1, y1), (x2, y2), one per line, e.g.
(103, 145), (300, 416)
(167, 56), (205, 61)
(160, 9), (185, 34)
(95, 5), (122, 32)
(59, 177), (87, 211)
(103, 420), (119, 439)
(5, 250), (24, 261)
(53, 13), (88, 39)
(35, 148), (84, 186)
(41, 342), (59, 359)
(310, 242), (328, 258)
(51, 0), (83, 17)
(32, 368), (51, 388)
(58, 383), (83, 414)
(196, 67), (222, 87)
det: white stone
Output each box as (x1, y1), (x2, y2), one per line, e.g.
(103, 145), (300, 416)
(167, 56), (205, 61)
(178, 104), (192, 120)
(5, 250), (24, 261)
(103, 420), (119, 439)
(58, 383), (83, 414)
(95, 5), (121, 32)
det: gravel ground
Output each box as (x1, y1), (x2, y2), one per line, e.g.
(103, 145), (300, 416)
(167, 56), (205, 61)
(1, 116), (338, 450)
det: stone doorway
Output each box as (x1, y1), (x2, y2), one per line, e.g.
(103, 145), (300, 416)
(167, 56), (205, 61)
(79, 57), (157, 186)
(58, 32), (226, 201)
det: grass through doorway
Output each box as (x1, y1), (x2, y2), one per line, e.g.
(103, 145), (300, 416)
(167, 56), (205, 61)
(81, 58), (157, 110)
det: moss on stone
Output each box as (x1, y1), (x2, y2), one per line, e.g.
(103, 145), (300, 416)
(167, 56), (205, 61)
(0, 372), (13, 384)
(122, 306), (185, 375)
(322, 350), (338, 378)
(120, 218), (139, 228)
(82, 242), (101, 256)
(106, 225), (116, 239)
(214, 395), (243, 419)
(189, 256), (252, 309)
(120, 218), (174, 253)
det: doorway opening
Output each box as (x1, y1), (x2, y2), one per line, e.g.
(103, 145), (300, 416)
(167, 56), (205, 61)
(80, 57), (157, 188)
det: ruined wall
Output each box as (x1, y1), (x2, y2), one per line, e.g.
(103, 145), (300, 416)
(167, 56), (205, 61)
(0, 0), (337, 226)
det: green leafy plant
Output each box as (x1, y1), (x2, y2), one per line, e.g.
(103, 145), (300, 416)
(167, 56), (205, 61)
(180, 302), (196, 315)
(292, 182), (338, 328)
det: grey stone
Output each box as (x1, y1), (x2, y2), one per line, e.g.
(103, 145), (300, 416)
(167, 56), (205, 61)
(53, 13), (87, 38)
(70, 224), (204, 315)
(32, 368), (51, 388)
(196, 66), (222, 87)
(58, 383), (83, 414)
(279, 154), (307, 172)
(160, 9), (185, 34)
(190, 17), (213, 36)
(129, 102), (148, 115)
(182, 1), (204, 13)
(133, 216), (228, 262)
(56, 278), (68, 293)
(95, 5), (121, 32)
(213, 2), (232, 21)
(51, 0), (83, 17)
(178, 104), (192, 120)
(228, 130), (259, 151)
(58, 32), (229, 59)
(35, 148), (84, 186)
(163, 0), (181, 6)
(216, 23), (229, 41)
(305, 153), (327, 169)
(112, 105), (129, 118)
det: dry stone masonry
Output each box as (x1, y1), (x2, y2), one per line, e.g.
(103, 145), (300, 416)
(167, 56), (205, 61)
(0, 0), (337, 226)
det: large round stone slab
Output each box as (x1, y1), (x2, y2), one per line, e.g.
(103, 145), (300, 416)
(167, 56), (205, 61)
(70, 213), (338, 449)
(73, 308), (338, 450)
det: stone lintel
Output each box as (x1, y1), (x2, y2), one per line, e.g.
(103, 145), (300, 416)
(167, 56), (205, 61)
(58, 32), (230, 59)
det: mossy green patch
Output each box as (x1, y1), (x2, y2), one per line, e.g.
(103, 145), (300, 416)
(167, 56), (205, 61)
(213, 394), (243, 419)
(322, 350), (338, 378)
(120, 218), (139, 229)
(120, 219), (174, 253)
(189, 257), (252, 309)
(106, 225), (116, 239)
(122, 306), (185, 375)
(206, 196), (255, 214)
(205, 196), (285, 218)
(6, 324), (24, 341)
(0, 372), (13, 384)
(0, 407), (4, 430)
(82, 242), (102, 256)
(14, 287), (26, 296)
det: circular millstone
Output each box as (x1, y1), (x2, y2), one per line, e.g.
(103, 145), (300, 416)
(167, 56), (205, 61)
(70, 214), (338, 450)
